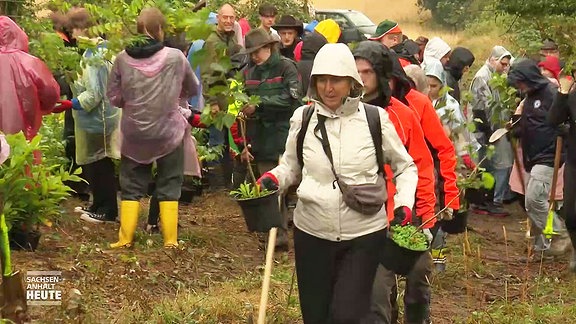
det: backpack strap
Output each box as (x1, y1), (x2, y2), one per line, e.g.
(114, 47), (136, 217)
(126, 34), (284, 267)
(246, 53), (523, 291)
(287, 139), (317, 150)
(363, 103), (385, 175)
(297, 105), (315, 168)
(297, 103), (384, 174)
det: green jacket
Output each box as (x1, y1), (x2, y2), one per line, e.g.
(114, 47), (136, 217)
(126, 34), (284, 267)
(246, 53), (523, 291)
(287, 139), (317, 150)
(243, 52), (302, 162)
(201, 29), (238, 107)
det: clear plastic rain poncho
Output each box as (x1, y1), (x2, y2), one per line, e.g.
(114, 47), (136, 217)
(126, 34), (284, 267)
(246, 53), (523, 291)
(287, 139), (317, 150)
(107, 45), (198, 164)
(71, 39), (121, 165)
(0, 16), (60, 140)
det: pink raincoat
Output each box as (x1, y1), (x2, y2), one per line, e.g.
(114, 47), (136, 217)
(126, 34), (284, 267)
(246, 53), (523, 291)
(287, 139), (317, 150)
(509, 145), (564, 200)
(509, 101), (563, 200)
(107, 46), (199, 165)
(0, 16), (60, 141)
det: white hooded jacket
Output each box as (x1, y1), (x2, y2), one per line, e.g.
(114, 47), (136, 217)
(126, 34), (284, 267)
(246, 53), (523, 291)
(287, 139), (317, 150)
(269, 43), (418, 242)
(424, 59), (479, 156)
(423, 37), (451, 63)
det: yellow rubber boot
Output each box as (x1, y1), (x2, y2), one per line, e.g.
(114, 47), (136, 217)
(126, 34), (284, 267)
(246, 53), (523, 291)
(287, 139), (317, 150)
(159, 201), (179, 248)
(110, 201), (140, 249)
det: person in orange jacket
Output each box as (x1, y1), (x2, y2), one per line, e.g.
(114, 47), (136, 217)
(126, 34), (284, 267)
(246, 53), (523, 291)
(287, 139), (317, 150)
(353, 41), (437, 323)
(392, 50), (460, 274)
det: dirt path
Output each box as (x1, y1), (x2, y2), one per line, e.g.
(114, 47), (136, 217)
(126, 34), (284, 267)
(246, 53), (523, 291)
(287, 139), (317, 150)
(17, 192), (268, 322)
(431, 203), (575, 323)
(14, 194), (576, 322)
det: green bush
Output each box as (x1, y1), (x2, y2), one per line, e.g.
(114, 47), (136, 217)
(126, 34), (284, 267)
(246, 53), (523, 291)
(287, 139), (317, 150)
(0, 133), (83, 230)
(417, 0), (486, 29)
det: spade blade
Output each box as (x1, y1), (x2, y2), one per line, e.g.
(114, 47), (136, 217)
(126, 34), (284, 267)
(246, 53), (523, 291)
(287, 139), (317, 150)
(489, 128), (509, 143)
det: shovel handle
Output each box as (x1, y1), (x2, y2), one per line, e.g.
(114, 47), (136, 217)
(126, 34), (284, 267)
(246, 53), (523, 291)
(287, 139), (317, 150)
(548, 137), (563, 209)
(543, 137), (563, 238)
(257, 227), (277, 324)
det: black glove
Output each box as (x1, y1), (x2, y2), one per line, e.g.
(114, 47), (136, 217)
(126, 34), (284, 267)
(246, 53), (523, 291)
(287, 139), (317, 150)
(257, 172), (279, 191)
(391, 206), (413, 226)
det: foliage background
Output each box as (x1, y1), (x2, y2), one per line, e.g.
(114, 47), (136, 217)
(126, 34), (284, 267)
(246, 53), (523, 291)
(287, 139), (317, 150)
(207, 0), (312, 26)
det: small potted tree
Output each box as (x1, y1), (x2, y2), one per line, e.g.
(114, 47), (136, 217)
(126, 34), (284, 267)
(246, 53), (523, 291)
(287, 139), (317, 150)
(0, 133), (82, 251)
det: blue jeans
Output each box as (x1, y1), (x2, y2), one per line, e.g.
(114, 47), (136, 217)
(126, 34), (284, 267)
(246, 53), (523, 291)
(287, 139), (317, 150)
(478, 145), (514, 204)
(492, 167), (513, 204)
(206, 125), (225, 167)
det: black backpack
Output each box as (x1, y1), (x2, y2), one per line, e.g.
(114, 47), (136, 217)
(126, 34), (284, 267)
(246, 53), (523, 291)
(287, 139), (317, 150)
(296, 103), (385, 174)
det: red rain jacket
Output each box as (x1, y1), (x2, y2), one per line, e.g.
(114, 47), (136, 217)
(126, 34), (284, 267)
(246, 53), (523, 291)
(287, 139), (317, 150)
(385, 98), (436, 228)
(405, 89), (460, 211)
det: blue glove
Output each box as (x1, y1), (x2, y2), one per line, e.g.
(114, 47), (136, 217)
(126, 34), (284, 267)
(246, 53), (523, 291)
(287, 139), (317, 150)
(71, 98), (83, 111)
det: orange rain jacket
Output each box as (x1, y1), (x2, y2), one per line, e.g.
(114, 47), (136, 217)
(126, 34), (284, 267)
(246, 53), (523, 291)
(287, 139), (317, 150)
(405, 89), (460, 211)
(384, 97), (437, 228)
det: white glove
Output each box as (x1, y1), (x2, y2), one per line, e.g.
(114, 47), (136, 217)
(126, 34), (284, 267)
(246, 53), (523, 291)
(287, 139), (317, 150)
(439, 207), (454, 221)
(423, 229), (434, 243)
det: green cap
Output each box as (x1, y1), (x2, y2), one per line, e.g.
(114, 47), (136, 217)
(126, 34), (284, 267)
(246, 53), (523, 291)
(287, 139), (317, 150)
(369, 20), (402, 40)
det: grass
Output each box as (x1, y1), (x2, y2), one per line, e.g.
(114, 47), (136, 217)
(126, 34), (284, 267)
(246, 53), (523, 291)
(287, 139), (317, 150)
(18, 194), (576, 323)
(113, 260), (301, 323)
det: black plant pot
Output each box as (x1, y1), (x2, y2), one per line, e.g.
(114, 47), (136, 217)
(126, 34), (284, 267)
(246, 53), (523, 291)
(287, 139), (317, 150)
(191, 183), (203, 197)
(179, 190), (194, 204)
(439, 210), (469, 234)
(233, 190), (282, 233)
(380, 235), (429, 276)
(9, 228), (41, 252)
(465, 187), (494, 206)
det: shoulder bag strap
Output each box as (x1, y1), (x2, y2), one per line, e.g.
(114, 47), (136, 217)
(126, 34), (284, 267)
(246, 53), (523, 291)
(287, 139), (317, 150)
(314, 115), (341, 190)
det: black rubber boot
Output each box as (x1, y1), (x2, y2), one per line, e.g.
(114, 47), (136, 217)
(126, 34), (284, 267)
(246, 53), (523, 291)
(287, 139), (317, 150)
(404, 303), (431, 324)
(569, 231), (576, 272)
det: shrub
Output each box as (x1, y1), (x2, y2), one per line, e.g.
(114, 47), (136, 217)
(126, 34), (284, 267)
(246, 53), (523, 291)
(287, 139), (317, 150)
(0, 133), (83, 230)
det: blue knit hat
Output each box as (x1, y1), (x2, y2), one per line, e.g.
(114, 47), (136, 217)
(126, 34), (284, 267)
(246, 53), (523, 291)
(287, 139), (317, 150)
(305, 20), (318, 33)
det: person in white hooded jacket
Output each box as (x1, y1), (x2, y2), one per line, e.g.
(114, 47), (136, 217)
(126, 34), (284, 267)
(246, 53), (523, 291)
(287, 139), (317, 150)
(257, 43), (418, 322)
(424, 59), (479, 165)
(423, 37), (451, 66)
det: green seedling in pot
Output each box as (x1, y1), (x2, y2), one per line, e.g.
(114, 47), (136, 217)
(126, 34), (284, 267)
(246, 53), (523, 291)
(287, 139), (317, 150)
(390, 225), (429, 251)
(230, 182), (273, 200)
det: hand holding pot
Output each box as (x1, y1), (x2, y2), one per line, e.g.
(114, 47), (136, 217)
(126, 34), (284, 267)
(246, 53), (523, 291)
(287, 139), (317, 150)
(439, 207), (454, 221)
(257, 172), (279, 191)
(391, 206), (412, 226)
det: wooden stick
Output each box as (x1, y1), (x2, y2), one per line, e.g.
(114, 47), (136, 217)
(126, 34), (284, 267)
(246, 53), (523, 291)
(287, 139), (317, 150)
(548, 137), (563, 211)
(239, 116), (257, 185)
(511, 138), (531, 239)
(257, 227), (277, 324)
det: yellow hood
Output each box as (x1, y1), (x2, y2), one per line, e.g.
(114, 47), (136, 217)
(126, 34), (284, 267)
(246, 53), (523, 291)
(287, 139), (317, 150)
(315, 19), (341, 44)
